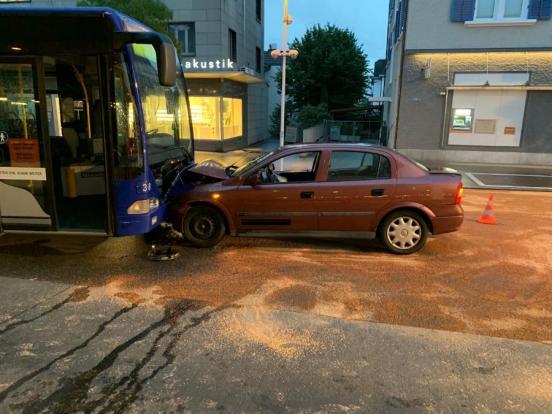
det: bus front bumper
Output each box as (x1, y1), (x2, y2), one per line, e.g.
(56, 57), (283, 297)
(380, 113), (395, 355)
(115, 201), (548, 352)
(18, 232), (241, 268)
(116, 206), (166, 237)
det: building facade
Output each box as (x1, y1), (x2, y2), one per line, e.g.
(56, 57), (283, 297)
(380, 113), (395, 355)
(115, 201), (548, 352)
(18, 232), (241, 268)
(385, 0), (552, 165)
(166, 0), (267, 151)
(1, 0), (268, 152)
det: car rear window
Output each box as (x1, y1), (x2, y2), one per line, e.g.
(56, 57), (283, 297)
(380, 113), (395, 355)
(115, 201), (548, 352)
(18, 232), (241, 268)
(327, 151), (391, 181)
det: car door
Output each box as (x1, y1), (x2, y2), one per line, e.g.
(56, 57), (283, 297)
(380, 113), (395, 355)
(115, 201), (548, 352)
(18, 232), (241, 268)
(316, 150), (396, 234)
(235, 150), (321, 234)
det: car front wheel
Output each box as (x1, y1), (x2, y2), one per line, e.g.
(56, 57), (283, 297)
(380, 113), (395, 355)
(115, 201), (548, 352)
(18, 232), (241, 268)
(379, 211), (428, 255)
(183, 206), (226, 248)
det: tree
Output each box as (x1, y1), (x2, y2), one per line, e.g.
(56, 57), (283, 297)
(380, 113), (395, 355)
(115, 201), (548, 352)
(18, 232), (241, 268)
(285, 24), (368, 111)
(77, 0), (173, 37)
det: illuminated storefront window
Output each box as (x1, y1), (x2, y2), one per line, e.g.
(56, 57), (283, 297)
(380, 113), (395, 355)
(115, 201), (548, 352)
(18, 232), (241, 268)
(190, 96), (243, 140)
(223, 98), (243, 139)
(190, 97), (220, 140)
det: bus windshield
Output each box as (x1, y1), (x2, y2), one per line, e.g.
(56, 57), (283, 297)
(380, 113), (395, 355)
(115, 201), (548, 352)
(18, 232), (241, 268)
(131, 44), (192, 168)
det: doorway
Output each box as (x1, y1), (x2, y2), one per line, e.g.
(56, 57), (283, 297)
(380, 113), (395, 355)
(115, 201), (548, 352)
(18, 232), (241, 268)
(43, 55), (108, 232)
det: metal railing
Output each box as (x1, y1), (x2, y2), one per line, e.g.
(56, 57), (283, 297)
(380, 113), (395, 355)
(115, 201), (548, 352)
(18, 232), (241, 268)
(321, 120), (384, 145)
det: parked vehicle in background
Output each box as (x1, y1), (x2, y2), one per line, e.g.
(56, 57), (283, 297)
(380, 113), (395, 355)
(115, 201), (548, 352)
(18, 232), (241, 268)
(169, 144), (464, 255)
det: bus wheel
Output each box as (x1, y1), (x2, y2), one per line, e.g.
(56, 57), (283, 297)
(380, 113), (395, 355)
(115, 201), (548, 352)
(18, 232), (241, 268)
(183, 206), (226, 248)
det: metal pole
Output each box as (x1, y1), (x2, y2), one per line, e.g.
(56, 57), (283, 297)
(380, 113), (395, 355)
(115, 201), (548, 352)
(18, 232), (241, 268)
(279, 0), (289, 149)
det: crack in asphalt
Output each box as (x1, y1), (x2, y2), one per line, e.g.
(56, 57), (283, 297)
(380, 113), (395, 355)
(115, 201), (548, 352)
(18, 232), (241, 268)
(95, 305), (234, 414)
(7, 300), (232, 414)
(0, 286), (73, 325)
(0, 287), (90, 337)
(0, 303), (138, 404)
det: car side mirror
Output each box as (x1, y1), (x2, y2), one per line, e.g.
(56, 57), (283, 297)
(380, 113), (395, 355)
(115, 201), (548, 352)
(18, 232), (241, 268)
(247, 174), (260, 187)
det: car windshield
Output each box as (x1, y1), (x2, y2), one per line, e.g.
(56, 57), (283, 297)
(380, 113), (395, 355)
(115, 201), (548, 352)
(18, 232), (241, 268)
(230, 150), (276, 176)
(131, 44), (193, 167)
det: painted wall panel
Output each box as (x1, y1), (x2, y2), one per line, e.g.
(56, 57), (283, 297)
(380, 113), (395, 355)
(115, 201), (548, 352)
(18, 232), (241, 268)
(449, 90), (526, 146)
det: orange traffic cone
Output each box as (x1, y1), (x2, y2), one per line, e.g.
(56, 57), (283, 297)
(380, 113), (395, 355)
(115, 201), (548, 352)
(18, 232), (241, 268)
(478, 195), (497, 225)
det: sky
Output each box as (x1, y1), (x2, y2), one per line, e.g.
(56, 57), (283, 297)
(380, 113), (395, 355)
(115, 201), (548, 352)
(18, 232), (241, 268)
(264, 0), (390, 68)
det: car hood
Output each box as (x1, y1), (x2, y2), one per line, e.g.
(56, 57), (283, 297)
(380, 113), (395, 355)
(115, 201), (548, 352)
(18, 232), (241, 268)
(188, 160), (229, 180)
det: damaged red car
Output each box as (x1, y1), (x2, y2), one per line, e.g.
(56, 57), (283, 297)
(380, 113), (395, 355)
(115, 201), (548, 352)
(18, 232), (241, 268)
(168, 144), (464, 255)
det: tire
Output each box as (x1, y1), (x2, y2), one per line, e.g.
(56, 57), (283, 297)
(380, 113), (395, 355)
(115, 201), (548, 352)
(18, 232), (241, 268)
(182, 206), (226, 248)
(378, 210), (429, 255)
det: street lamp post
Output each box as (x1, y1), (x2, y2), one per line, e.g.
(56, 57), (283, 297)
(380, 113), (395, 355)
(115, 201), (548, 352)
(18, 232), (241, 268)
(271, 0), (299, 150)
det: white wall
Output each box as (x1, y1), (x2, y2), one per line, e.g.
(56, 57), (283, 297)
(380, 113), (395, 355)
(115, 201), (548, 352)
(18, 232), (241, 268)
(449, 89), (527, 147)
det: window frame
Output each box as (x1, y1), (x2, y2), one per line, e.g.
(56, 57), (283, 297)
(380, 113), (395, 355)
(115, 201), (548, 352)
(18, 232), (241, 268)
(474, 0), (530, 22)
(228, 28), (237, 62)
(256, 0), (262, 23)
(256, 47), (262, 73)
(249, 151), (322, 185)
(168, 22), (196, 57)
(326, 150), (393, 183)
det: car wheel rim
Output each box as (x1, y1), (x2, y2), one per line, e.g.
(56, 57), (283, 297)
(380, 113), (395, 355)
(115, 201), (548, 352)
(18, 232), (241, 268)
(386, 216), (422, 250)
(191, 215), (217, 240)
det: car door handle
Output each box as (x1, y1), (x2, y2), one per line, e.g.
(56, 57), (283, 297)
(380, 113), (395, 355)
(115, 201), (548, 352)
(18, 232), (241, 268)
(371, 188), (385, 197)
(301, 191), (315, 199)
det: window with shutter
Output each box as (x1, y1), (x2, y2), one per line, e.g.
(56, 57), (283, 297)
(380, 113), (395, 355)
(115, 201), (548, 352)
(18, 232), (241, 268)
(528, 0), (552, 19)
(451, 0), (476, 22)
(473, 0), (530, 21)
(393, 0), (407, 42)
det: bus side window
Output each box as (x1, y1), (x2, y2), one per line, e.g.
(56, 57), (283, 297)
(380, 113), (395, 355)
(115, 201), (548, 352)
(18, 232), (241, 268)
(113, 55), (143, 178)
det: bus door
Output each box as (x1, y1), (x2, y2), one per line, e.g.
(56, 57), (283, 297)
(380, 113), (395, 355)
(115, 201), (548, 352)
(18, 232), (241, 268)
(0, 59), (54, 231)
(42, 55), (109, 234)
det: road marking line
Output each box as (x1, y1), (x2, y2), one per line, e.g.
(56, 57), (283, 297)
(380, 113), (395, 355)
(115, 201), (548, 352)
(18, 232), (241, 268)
(473, 173), (552, 178)
(465, 173), (552, 191)
(465, 173), (486, 187)
(470, 184), (552, 191)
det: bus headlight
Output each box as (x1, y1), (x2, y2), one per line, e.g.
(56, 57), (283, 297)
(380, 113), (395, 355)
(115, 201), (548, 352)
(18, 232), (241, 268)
(127, 198), (160, 215)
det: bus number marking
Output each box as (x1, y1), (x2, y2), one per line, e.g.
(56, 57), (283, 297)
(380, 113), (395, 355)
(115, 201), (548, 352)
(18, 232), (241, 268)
(137, 182), (152, 194)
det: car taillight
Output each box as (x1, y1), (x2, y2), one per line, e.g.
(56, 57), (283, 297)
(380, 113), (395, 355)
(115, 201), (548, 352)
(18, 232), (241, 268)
(455, 182), (464, 205)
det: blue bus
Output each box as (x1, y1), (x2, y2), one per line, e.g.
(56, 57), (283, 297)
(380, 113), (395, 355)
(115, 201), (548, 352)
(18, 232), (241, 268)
(0, 8), (194, 237)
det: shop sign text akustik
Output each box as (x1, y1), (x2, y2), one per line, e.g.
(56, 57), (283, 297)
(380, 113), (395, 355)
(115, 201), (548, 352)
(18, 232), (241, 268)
(184, 58), (235, 70)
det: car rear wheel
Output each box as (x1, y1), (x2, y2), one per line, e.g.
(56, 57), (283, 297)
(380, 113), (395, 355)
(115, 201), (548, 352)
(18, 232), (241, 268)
(379, 211), (428, 255)
(183, 206), (226, 248)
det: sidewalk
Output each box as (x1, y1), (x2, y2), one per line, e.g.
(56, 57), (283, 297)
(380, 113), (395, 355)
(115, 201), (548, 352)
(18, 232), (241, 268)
(195, 139), (279, 166)
(425, 161), (552, 191)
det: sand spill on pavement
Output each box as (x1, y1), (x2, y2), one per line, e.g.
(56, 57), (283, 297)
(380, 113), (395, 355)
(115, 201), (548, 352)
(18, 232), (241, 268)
(209, 306), (323, 359)
(80, 277), (165, 307)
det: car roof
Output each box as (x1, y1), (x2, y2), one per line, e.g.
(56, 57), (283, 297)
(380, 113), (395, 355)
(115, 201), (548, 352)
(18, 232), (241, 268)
(280, 143), (394, 153)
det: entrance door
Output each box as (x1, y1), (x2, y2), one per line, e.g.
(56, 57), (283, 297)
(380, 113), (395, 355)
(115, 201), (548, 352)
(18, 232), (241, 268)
(0, 60), (53, 231)
(43, 55), (108, 233)
(0, 56), (109, 234)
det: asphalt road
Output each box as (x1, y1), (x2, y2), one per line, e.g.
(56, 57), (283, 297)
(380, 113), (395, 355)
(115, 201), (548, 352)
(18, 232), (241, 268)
(0, 189), (551, 413)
